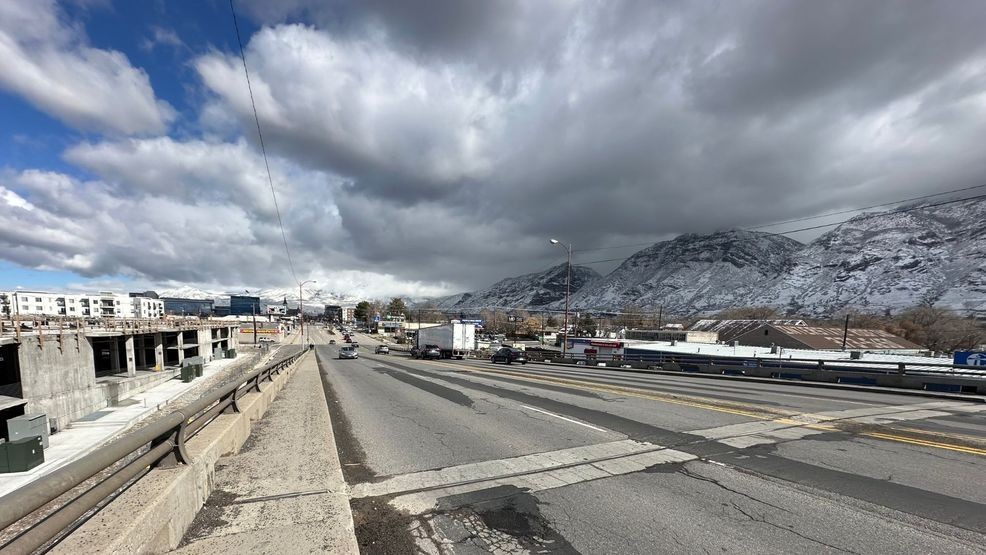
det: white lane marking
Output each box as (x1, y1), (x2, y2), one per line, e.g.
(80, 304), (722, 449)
(387, 446), (697, 514)
(351, 439), (658, 499)
(520, 405), (608, 432)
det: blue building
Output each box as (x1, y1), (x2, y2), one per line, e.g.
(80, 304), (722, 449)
(162, 297), (214, 316)
(229, 295), (261, 316)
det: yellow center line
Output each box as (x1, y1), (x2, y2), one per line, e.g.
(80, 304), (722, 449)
(446, 362), (784, 419)
(860, 432), (986, 456)
(416, 359), (986, 457)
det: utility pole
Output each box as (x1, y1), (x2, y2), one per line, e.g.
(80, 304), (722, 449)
(841, 314), (850, 351)
(550, 239), (573, 358)
(298, 279), (316, 343)
(252, 302), (257, 345)
(657, 305), (663, 329)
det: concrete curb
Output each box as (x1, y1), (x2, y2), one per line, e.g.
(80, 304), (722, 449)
(50, 352), (309, 554)
(524, 359), (986, 403)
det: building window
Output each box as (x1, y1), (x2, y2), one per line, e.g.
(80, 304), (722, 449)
(69, 307), (75, 312)
(35, 297), (42, 302)
(36, 306), (43, 311)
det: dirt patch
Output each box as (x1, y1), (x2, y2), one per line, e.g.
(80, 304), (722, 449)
(178, 488), (238, 546)
(350, 497), (417, 555)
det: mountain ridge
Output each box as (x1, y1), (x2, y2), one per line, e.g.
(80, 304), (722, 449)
(428, 197), (986, 316)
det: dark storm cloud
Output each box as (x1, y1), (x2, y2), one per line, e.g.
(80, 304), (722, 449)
(194, 0), (986, 292)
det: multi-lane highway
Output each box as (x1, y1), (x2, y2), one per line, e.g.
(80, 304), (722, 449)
(311, 329), (986, 554)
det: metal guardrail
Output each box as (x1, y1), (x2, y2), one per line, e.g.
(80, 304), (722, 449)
(522, 351), (986, 379)
(0, 347), (309, 554)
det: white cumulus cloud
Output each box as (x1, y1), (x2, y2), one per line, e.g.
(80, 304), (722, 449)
(0, 0), (175, 135)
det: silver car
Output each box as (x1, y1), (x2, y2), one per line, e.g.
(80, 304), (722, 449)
(339, 346), (359, 359)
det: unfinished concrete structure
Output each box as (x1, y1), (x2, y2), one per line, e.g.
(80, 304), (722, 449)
(0, 320), (239, 434)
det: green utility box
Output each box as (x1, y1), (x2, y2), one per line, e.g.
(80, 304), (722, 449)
(194, 364), (204, 378)
(180, 366), (195, 383)
(226, 349), (237, 359)
(0, 436), (45, 473)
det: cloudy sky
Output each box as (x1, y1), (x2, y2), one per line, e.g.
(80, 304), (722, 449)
(2, 0), (986, 298)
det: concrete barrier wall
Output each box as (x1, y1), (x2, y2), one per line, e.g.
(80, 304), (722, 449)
(538, 357), (986, 396)
(51, 355), (305, 554)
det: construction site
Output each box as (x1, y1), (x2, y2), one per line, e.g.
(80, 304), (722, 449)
(0, 318), (240, 434)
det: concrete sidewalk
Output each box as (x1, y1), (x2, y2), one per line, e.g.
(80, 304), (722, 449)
(0, 353), (260, 497)
(172, 351), (358, 554)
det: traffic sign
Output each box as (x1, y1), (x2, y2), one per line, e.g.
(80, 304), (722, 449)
(954, 351), (986, 366)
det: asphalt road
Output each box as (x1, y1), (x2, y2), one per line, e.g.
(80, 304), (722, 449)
(310, 328), (986, 554)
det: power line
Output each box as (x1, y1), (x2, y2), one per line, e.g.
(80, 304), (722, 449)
(228, 0), (299, 285)
(571, 193), (986, 266)
(746, 182), (986, 231)
(766, 192), (986, 235)
(571, 184), (986, 255)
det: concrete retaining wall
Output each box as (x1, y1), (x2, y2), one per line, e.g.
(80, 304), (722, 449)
(51, 354), (305, 554)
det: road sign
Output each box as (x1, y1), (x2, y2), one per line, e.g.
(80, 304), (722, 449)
(373, 314), (381, 322)
(954, 351), (986, 366)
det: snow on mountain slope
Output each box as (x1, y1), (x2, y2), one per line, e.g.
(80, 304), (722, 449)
(440, 263), (601, 310)
(564, 230), (802, 313)
(431, 197), (986, 316)
(760, 197), (986, 315)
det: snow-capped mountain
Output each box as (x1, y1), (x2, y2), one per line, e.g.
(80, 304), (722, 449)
(156, 285), (362, 312)
(435, 263), (601, 311)
(757, 197), (986, 316)
(564, 230), (801, 313)
(431, 197), (986, 316)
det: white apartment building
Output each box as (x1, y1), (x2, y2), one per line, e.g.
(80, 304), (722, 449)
(0, 290), (163, 319)
(342, 306), (356, 322)
(131, 296), (165, 318)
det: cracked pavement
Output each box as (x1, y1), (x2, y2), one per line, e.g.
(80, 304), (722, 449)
(316, 333), (986, 554)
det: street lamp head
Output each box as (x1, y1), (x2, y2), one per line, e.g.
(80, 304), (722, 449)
(549, 238), (559, 244)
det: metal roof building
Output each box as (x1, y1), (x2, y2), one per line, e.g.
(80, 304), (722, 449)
(688, 319), (808, 343)
(732, 324), (923, 353)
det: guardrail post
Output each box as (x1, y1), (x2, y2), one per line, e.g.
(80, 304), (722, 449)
(221, 387), (242, 414)
(152, 420), (191, 469)
(250, 371), (264, 393)
(897, 363), (906, 375)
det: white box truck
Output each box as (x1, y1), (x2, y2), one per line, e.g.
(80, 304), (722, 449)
(417, 323), (475, 359)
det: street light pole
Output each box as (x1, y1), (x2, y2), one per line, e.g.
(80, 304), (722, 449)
(298, 279), (316, 344)
(550, 239), (573, 358)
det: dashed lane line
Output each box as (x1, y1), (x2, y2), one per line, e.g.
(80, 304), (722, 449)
(519, 405), (609, 432)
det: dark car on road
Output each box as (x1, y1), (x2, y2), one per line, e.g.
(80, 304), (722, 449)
(491, 347), (527, 365)
(409, 346), (420, 358)
(416, 344), (442, 360)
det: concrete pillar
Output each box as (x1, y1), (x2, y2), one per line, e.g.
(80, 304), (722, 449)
(125, 335), (136, 377)
(154, 333), (164, 371)
(198, 329), (213, 362)
(177, 332), (185, 365)
(110, 337), (121, 372)
(136, 335), (146, 368)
